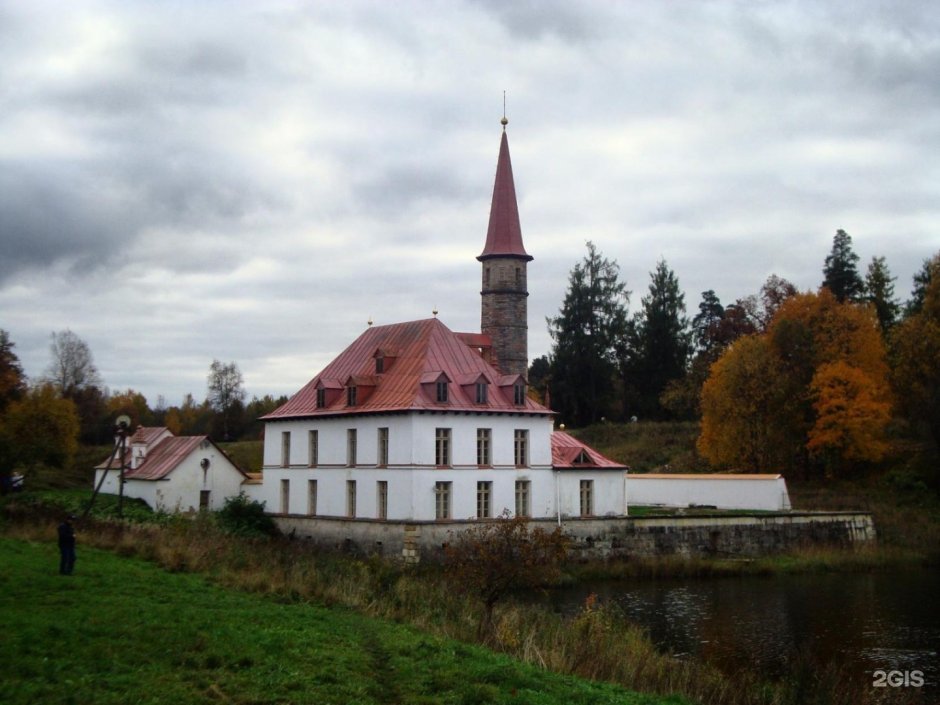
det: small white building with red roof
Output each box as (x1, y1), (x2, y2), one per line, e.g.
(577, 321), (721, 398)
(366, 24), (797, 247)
(94, 426), (248, 512)
(253, 119), (629, 523)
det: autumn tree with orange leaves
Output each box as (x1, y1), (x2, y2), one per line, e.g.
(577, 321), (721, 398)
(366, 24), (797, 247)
(699, 289), (892, 478)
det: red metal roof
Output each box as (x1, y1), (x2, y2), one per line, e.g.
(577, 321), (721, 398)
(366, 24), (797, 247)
(96, 430), (246, 481)
(125, 436), (208, 480)
(551, 431), (628, 470)
(129, 427), (170, 445)
(477, 128), (532, 262)
(263, 318), (552, 420)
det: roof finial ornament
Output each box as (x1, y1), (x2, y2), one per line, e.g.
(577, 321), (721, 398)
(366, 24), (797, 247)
(432, 306), (439, 318)
(501, 90), (508, 130)
(367, 316), (373, 327)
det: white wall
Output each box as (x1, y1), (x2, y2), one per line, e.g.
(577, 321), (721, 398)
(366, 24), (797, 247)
(263, 413), (555, 470)
(92, 443), (246, 513)
(626, 475), (792, 511)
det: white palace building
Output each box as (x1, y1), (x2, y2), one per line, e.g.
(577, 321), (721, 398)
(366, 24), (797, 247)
(252, 120), (630, 523)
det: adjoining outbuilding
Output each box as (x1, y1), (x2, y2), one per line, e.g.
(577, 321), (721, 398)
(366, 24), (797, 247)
(93, 427), (248, 513)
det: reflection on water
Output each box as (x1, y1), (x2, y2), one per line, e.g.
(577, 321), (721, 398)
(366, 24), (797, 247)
(550, 571), (939, 690)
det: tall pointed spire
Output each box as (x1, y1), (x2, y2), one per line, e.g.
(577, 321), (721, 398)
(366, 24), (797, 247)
(477, 118), (532, 262)
(478, 117), (532, 378)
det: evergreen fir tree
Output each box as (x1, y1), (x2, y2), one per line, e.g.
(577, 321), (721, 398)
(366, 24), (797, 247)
(822, 229), (865, 303)
(547, 242), (629, 426)
(623, 259), (691, 419)
(864, 256), (899, 334)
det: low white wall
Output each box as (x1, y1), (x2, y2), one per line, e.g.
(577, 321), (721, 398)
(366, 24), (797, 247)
(626, 474), (791, 511)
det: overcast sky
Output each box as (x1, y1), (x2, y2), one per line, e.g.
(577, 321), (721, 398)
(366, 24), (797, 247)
(1, 0), (938, 407)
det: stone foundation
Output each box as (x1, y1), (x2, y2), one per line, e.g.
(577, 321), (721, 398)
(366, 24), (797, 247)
(273, 511), (876, 562)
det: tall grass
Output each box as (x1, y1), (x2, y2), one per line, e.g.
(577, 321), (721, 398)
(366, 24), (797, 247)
(2, 502), (929, 705)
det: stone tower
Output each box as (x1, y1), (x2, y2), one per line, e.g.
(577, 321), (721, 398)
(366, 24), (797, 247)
(478, 118), (532, 378)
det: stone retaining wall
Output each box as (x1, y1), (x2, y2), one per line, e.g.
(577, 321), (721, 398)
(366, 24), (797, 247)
(273, 511), (876, 562)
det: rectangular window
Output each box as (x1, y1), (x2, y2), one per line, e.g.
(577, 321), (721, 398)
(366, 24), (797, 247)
(580, 480), (594, 517)
(347, 429), (357, 467)
(477, 481), (492, 519)
(514, 429), (528, 467)
(377, 480), (388, 520)
(280, 431), (291, 468)
(435, 428), (451, 467)
(514, 383), (526, 405)
(515, 480), (530, 518)
(475, 382), (488, 404)
(199, 490), (211, 510)
(347, 386), (358, 406)
(308, 430), (318, 467)
(307, 479), (317, 516)
(436, 380), (448, 403)
(377, 427), (389, 467)
(316, 388), (326, 408)
(280, 479), (290, 514)
(347, 480), (357, 518)
(375, 357), (384, 374)
(476, 428), (491, 466)
(435, 481), (451, 520)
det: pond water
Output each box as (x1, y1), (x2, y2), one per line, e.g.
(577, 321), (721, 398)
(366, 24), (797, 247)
(550, 570), (939, 693)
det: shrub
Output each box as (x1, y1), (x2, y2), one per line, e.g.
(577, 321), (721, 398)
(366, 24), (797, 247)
(216, 493), (279, 537)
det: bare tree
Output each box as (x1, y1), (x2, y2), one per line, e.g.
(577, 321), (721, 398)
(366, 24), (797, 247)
(207, 359), (246, 441)
(44, 329), (102, 397)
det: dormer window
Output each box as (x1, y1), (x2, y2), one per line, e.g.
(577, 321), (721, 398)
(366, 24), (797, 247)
(375, 357), (384, 374)
(316, 388), (326, 408)
(475, 382), (488, 404)
(436, 380), (448, 403)
(574, 449), (591, 465)
(347, 386), (358, 406)
(513, 382), (526, 405)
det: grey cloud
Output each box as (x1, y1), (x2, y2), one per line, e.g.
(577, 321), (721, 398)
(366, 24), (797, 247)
(470, 0), (600, 42)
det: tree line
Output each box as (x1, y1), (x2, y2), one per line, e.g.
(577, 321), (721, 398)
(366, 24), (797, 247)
(0, 332), (286, 486)
(532, 231), (940, 483)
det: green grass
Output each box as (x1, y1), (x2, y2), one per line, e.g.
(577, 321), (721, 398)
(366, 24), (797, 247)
(571, 422), (708, 472)
(0, 537), (686, 705)
(219, 440), (264, 473)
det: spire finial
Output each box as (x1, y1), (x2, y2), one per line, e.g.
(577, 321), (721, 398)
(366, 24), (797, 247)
(501, 91), (508, 129)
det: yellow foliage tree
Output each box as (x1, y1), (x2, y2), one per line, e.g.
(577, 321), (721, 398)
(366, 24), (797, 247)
(807, 361), (891, 474)
(698, 336), (796, 471)
(0, 384), (80, 475)
(699, 290), (892, 477)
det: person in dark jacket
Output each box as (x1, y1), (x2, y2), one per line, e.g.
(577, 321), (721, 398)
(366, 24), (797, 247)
(58, 515), (76, 575)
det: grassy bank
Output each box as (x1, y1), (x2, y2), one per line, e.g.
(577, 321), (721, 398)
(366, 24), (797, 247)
(0, 537), (683, 705)
(5, 503), (923, 705)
